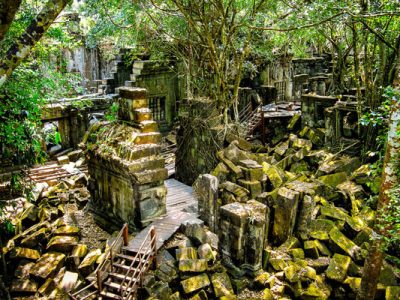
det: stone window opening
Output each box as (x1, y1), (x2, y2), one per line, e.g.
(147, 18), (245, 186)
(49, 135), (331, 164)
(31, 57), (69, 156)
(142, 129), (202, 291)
(149, 95), (166, 122)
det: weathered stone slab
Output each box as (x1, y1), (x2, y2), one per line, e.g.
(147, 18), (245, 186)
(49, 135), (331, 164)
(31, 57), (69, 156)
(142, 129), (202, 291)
(10, 278), (38, 294)
(10, 247), (40, 261)
(179, 259), (207, 273)
(78, 249), (101, 275)
(194, 174), (219, 231)
(272, 187), (300, 245)
(329, 227), (361, 260)
(47, 236), (79, 253)
(181, 274), (210, 294)
(30, 252), (66, 280)
(211, 272), (234, 297)
(176, 247), (198, 260)
(326, 254), (351, 282)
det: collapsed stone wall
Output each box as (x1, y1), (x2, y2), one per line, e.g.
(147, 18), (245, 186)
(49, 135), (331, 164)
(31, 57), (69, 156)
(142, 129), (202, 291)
(84, 87), (168, 231)
(194, 117), (399, 298)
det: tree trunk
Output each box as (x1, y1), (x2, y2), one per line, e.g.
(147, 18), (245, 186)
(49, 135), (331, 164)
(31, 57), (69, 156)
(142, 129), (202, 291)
(357, 93), (400, 300)
(0, 0), (22, 42)
(0, 0), (70, 87)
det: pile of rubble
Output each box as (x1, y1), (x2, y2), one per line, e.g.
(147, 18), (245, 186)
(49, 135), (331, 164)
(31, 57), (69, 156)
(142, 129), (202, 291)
(0, 163), (114, 299)
(189, 120), (400, 299)
(140, 220), (239, 300)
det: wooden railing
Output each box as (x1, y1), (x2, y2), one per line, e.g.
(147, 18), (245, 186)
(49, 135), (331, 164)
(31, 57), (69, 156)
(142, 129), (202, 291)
(120, 226), (157, 299)
(70, 223), (129, 300)
(239, 104), (263, 137)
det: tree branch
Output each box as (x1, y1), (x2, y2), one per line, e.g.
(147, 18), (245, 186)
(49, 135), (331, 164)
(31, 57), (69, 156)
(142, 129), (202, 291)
(249, 12), (344, 31)
(0, 0), (22, 43)
(0, 0), (71, 87)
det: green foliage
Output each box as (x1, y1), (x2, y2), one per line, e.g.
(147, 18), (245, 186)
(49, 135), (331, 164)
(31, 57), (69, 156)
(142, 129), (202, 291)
(105, 102), (119, 122)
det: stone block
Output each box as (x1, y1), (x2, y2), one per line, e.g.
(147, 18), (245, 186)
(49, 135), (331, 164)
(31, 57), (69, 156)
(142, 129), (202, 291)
(10, 247), (40, 261)
(182, 219), (207, 245)
(118, 87), (147, 100)
(134, 132), (162, 144)
(239, 160), (264, 182)
(263, 164), (287, 189)
(198, 243), (216, 262)
(20, 227), (48, 248)
(326, 254), (351, 282)
(179, 259), (208, 273)
(30, 252), (66, 280)
(193, 174), (219, 231)
(272, 187), (300, 245)
(47, 236), (78, 253)
(329, 227), (361, 260)
(10, 278), (38, 294)
(181, 274), (210, 294)
(176, 247), (198, 260)
(53, 225), (80, 236)
(57, 155), (70, 165)
(318, 172), (347, 188)
(237, 179), (262, 199)
(219, 181), (249, 201)
(321, 205), (349, 221)
(296, 195), (315, 239)
(211, 272), (234, 297)
(134, 168), (168, 184)
(78, 249), (101, 276)
(68, 244), (88, 268)
(243, 200), (267, 273)
(274, 141), (289, 156)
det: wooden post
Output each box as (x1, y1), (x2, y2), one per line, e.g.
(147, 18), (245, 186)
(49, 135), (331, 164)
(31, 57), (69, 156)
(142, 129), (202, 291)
(110, 248), (113, 271)
(97, 270), (102, 292)
(150, 227), (157, 269)
(123, 223), (129, 246)
(261, 109), (265, 145)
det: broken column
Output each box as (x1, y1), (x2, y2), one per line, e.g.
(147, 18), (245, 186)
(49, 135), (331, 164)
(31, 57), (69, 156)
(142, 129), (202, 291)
(86, 87), (167, 230)
(219, 201), (266, 274)
(193, 174), (219, 232)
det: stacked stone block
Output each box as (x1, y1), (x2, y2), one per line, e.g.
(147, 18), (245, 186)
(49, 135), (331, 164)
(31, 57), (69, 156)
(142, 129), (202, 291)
(87, 87), (167, 230)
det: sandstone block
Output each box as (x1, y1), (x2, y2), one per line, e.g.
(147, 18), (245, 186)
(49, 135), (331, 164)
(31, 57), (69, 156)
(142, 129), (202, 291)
(30, 252), (66, 280)
(181, 274), (210, 294)
(326, 253), (351, 282)
(211, 272), (234, 297)
(179, 259), (208, 273)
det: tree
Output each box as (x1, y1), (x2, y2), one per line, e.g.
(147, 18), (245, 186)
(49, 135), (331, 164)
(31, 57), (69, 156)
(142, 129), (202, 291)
(0, 0), (71, 87)
(0, 0), (22, 42)
(358, 88), (400, 299)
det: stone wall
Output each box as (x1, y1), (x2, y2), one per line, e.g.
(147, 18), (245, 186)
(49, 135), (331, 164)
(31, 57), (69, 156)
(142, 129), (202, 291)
(128, 60), (179, 131)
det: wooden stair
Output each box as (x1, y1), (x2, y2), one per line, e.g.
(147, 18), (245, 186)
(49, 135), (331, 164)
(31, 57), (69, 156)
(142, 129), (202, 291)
(239, 104), (263, 137)
(70, 225), (156, 300)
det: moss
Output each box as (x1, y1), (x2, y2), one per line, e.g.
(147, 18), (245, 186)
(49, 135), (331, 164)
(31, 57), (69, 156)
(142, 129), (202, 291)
(326, 254), (351, 282)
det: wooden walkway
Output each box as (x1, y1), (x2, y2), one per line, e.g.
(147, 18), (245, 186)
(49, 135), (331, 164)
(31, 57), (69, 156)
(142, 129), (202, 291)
(126, 179), (199, 253)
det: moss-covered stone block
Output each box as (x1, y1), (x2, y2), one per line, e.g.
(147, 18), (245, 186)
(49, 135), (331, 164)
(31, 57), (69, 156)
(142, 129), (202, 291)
(47, 236), (78, 253)
(10, 247), (40, 261)
(272, 187), (299, 245)
(211, 272), (234, 297)
(318, 172), (347, 188)
(386, 286), (400, 300)
(237, 179), (262, 199)
(326, 253), (351, 282)
(30, 252), (66, 280)
(179, 259), (207, 273)
(78, 248), (101, 275)
(262, 163), (287, 189)
(181, 274), (210, 294)
(176, 247), (198, 260)
(329, 227), (361, 259)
